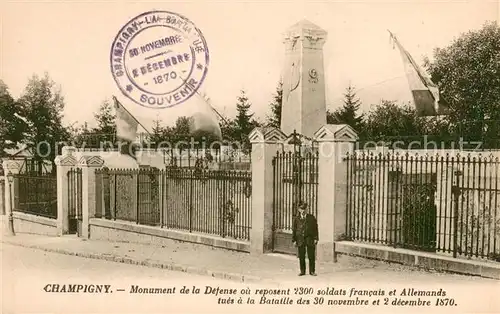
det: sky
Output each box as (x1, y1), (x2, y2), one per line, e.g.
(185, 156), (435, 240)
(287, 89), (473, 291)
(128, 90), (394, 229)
(1, 0), (499, 131)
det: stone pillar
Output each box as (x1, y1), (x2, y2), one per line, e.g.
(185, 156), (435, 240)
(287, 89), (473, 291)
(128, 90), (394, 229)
(281, 19), (328, 138)
(78, 156), (105, 239)
(0, 177), (4, 216)
(3, 160), (21, 210)
(248, 127), (286, 254)
(2, 160), (21, 232)
(54, 147), (77, 236)
(314, 125), (358, 262)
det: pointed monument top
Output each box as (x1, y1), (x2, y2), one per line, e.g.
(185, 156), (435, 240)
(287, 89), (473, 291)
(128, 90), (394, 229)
(287, 19), (326, 32)
(284, 19), (327, 39)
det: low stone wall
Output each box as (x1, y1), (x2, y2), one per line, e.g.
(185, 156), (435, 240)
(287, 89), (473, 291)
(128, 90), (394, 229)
(89, 218), (250, 252)
(12, 212), (58, 236)
(335, 241), (500, 280)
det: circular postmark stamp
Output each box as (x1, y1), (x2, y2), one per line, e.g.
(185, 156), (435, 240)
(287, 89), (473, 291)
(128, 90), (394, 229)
(110, 11), (209, 109)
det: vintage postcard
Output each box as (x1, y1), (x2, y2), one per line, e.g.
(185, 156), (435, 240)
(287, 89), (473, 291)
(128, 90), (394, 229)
(1, 0), (499, 313)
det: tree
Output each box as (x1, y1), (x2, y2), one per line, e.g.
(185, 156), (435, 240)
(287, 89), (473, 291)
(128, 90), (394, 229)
(327, 84), (364, 131)
(174, 116), (192, 135)
(220, 114), (237, 142)
(233, 90), (255, 148)
(150, 116), (170, 145)
(0, 80), (26, 157)
(93, 99), (116, 134)
(69, 122), (91, 146)
(17, 73), (71, 166)
(76, 99), (117, 147)
(266, 80), (283, 128)
(424, 21), (500, 143)
(361, 100), (426, 139)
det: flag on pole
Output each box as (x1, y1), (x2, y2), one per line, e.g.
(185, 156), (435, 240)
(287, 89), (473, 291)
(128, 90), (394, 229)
(188, 92), (222, 140)
(176, 75), (223, 140)
(113, 96), (139, 142)
(389, 30), (449, 116)
(112, 96), (141, 160)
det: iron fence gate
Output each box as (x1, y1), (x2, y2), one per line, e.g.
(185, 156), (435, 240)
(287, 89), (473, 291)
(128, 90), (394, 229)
(68, 168), (82, 235)
(272, 149), (319, 254)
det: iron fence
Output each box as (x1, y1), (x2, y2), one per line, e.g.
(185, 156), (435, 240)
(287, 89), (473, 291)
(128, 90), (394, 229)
(13, 173), (57, 218)
(345, 152), (500, 261)
(95, 166), (252, 241)
(67, 168), (83, 233)
(95, 168), (159, 225)
(272, 151), (319, 231)
(163, 167), (252, 240)
(1, 178), (5, 215)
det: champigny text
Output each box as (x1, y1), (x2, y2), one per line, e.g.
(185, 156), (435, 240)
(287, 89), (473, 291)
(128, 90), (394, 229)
(44, 284), (112, 293)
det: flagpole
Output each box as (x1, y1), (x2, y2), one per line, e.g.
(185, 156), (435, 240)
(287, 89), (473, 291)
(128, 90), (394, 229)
(112, 96), (152, 135)
(388, 31), (433, 88)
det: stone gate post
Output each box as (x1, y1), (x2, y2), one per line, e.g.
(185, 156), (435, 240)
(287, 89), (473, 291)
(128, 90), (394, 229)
(54, 146), (77, 235)
(248, 127), (286, 254)
(314, 125), (358, 262)
(78, 155), (105, 239)
(2, 160), (21, 233)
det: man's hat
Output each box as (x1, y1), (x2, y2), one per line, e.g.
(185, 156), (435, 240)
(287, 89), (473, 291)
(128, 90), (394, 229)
(298, 202), (308, 209)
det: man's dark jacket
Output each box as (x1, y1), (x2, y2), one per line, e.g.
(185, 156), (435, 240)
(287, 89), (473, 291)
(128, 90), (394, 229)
(292, 213), (319, 246)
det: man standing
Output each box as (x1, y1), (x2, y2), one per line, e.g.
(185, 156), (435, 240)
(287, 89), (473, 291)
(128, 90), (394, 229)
(292, 202), (319, 276)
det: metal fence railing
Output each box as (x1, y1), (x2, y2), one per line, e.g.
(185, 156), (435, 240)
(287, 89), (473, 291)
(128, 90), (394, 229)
(272, 151), (319, 232)
(13, 174), (57, 219)
(345, 152), (500, 262)
(95, 166), (252, 241)
(67, 168), (83, 234)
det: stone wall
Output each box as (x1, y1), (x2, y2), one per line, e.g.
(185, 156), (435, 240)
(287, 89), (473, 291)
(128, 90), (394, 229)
(89, 218), (249, 252)
(12, 212), (58, 236)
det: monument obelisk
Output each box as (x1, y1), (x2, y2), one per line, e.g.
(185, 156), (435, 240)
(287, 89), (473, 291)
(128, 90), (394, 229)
(281, 20), (327, 138)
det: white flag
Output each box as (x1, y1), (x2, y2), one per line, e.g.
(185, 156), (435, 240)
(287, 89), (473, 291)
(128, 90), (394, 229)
(389, 31), (449, 116)
(188, 92), (222, 140)
(113, 96), (139, 142)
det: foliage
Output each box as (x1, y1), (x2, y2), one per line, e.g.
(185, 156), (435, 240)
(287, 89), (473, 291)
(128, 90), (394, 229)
(172, 116), (194, 148)
(73, 99), (118, 146)
(197, 90), (262, 146)
(347, 168), (377, 237)
(456, 188), (500, 260)
(221, 200), (239, 224)
(235, 90), (254, 134)
(361, 100), (426, 139)
(220, 118), (238, 142)
(16, 73), (71, 163)
(0, 80), (26, 157)
(424, 22), (500, 140)
(327, 84), (364, 131)
(358, 23), (500, 145)
(151, 116), (221, 148)
(266, 80), (283, 128)
(401, 182), (437, 252)
(149, 117), (166, 145)
(93, 99), (116, 134)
